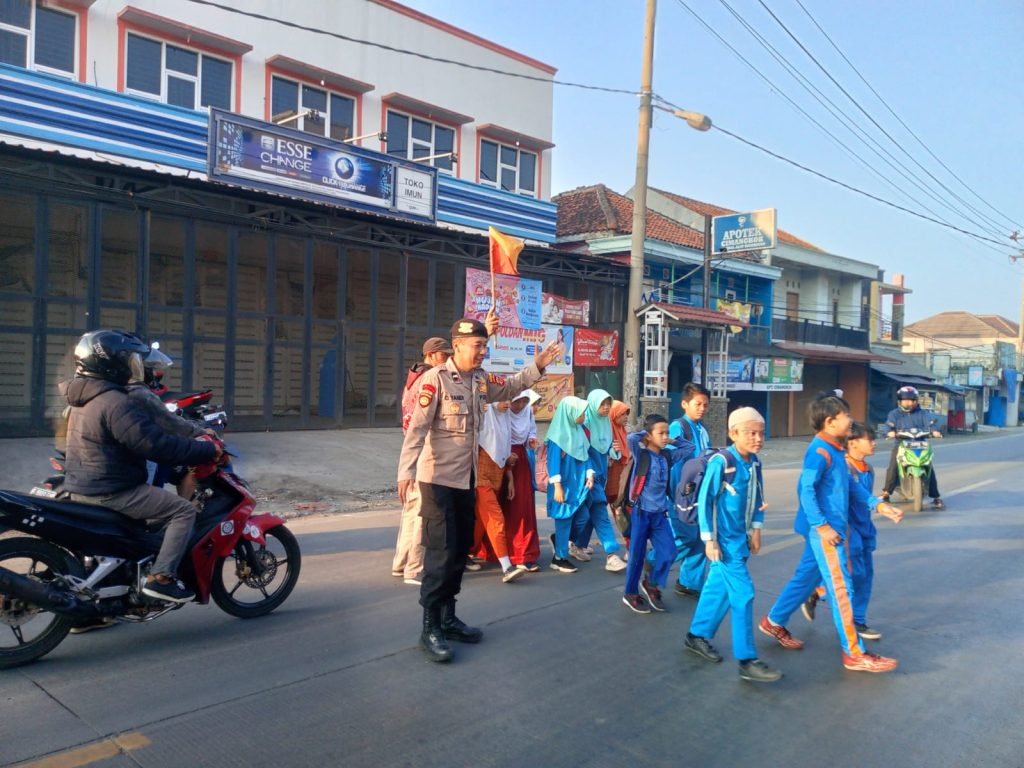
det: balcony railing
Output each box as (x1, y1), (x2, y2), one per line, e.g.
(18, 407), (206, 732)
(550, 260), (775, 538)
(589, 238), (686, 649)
(773, 317), (869, 349)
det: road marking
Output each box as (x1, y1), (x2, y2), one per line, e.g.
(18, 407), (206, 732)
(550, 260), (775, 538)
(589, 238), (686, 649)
(14, 733), (150, 768)
(939, 479), (996, 499)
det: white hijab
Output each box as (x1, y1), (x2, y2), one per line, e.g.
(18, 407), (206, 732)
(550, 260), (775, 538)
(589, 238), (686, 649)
(480, 403), (512, 466)
(510, 389), (540, 445)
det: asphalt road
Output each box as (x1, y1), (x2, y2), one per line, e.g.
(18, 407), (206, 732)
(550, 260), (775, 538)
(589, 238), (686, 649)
(2, 432), (1023, 768)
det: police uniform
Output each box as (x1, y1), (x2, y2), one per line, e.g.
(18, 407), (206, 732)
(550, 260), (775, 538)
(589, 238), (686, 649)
(397, 318), (544, 659)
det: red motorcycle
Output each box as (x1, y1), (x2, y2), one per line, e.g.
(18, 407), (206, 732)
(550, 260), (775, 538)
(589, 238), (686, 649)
(0, 438), (300, 669)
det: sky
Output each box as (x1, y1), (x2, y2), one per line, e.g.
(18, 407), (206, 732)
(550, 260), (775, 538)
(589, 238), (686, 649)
(402, 0), (1024, 325)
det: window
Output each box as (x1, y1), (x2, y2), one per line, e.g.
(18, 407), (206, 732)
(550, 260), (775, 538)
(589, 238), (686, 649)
(0, 0), (77, 77)
(124, 32), (232, 110)
(479, 139), (537, 196)
(386, 110), (455, 173)
(271, 75), (354, 141)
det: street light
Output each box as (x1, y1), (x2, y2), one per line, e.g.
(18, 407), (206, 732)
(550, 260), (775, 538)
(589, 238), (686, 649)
(672, 109), (712, 132)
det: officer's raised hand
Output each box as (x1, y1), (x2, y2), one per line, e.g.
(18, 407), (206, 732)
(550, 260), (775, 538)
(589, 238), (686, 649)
(485, 309), (500, 338)
(535, 339), (563, 371)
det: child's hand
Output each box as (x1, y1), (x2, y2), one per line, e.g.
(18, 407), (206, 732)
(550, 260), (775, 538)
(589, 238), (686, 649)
(817, 524), (841, 546)
(585, 474), (595, 490)
(877, 502), (903, 524)
(553, 482), (565, 504)
(748, 528), (762, 554)
(506, 475), (516, 501)
(528, 437), (540, 449)
(705, 540), (721, 562)
(612, 439), (622, 453)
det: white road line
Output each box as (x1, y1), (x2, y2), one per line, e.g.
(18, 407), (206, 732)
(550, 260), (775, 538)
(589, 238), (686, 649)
(939, 478), (997, 499)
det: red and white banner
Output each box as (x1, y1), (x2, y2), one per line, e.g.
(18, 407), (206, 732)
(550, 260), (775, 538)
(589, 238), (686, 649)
(541, 293), (590, 326)
(573, 328), (620, 367)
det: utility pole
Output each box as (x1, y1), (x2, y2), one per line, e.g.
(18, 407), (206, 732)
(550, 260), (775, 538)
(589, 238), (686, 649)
(623, 0), (656, 421)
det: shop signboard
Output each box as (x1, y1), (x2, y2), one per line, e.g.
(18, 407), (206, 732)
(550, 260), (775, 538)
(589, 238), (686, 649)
(541, 293), (590, 326)
(532, 373), (574, 422)
(484, 325), (573, 375)
(574, 328), (620, 367)
(967, 365), (984, 387)
(711, 208), (777, 254)
(464, 268), (542, 329)
(753, 357), (804, 392)
(694, 355), (755, 390)
(208, 109), (436, 224)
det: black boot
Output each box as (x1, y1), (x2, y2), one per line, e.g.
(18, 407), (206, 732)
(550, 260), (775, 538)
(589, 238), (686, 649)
(420, 606), (453, 662)
(441, 599), (483, 643)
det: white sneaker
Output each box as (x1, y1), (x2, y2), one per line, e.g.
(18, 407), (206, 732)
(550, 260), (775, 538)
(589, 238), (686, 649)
(583, 546), (594, 555)
(569, 543), (591, 562)
(605, 554), (627, 573)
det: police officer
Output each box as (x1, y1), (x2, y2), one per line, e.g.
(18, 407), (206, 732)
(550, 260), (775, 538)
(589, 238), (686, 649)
(397, 312), (562, 662)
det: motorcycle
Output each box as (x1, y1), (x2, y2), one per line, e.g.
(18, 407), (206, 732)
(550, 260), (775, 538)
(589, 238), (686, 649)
(893, 428), (935, 513)
(0, 439), (300, 669)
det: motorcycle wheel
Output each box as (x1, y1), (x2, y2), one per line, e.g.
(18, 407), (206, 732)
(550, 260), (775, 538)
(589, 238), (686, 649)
(0, 537), (83, 670)
(911, 475), (923, 513)
(211, 525), (301, 619)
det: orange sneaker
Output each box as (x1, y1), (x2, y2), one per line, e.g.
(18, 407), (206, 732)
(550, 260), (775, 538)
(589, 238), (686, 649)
(758, 615), (805, 649)
(842, 651), (898, 673)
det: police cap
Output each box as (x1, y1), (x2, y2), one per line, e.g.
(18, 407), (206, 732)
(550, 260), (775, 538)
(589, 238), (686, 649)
(450, 318), (488, 339)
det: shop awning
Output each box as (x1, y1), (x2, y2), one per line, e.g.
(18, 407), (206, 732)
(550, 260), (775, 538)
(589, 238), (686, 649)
(669, 335), (802, 359)
(637, 302), (747, 330)
(774, 341), (900, 364)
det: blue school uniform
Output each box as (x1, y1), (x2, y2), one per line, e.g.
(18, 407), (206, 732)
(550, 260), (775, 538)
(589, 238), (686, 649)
(689, 446), (764, 661)
(568, 444), (622, 557)
(658, 416), (708, 590)
(846, 456), (877, 626)
(767, 433), (880, 656)
(546, 440), (592, 559)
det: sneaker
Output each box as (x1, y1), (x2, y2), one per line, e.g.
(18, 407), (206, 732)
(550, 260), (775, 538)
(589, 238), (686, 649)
(403, 576), (422, 586)
(464, 558), (483, 572)
(757, 615), (805, 649)
(605, 554), (627, 573)
(69, 617), (117, 635)
(523, 561), (541, 572)
(931, 497), (945, 510)
(739, 658), (783, 683)
(142, 578), (194, 604)
(391, 570), (403, 578)
(684, 633), (722, 662)
(550, 557), (578, 573)
(842, 651), (898, 673)
(801, 592), (819, 622)
(639, 579), (665, 612)
(674, 584), (700, 598)
(502, 565), (526, 583)
(569, 543), (591, 562)
(622, 594), (652, 614)
(856, 623), (882, 641)
(582, 545), (594, 555)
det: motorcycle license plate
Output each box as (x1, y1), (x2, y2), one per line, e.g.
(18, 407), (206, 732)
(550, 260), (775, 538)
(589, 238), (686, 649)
(30, 486), (58, 498)
(203, 411), (227, 423)
(907, 441), (928, 449)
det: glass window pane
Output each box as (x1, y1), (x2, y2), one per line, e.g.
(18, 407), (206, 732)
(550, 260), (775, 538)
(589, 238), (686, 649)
(0, 191), (35, 295)
(126, 34), (161, 95)
(201, 56), (231, 110)
(479, 140), (497, 183)
(195, 222), (227, 309)
(412, 143), (431, 160)
(329, 93), (353, 141)
(433, 261), (456, 330)
(275, 236), (305, 317)
(0, 28), (28, 67)
(346, 248), (371, 321)
(166, 76), (195, 108)
(149, 216), (185, 307)
(100, 208), (138, 302)
(435, 126), (454, 153)
(34, 7), (76, 73)
(407, 258), (428, 326)
(0, 0), (31, 28)
(386, 111), (408, 157)
(500, 145), (517, 166)
(500, 167), (516, 193)
(48, 202), (88, 299)
(270, 76), (298, 123)
(411, 118), (431, 142)
(237, 231), (267, 313)
(165, 44), (197, 75)
(377, 251), (400, 327)
(302, 85), (326, 112)
(313, 241), (338, 321)
(519, 151), (536, 192)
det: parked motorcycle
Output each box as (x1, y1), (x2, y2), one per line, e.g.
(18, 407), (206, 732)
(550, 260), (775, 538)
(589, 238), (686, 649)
(0, 439), (300, 669)
(893, 428), (935, 513)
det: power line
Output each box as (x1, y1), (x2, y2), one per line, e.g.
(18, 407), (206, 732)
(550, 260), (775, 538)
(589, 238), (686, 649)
(181, 0), (639, 96)
(793, 0), (1024, 234)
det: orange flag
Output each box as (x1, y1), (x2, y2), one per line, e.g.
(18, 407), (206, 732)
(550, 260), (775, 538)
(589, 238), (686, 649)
(488, 226), (524, 276)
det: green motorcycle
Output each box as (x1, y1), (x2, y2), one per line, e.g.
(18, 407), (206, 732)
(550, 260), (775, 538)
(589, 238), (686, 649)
(894, 429), (934, 513)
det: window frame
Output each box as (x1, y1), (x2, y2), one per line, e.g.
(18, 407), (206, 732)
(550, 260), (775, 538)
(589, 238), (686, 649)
(0, 0), (81, 80)
(122, 29), (234, 111)
(477, 137), (539, 198)
(268, 73), (357, 142)
(384, 108), (457, 175)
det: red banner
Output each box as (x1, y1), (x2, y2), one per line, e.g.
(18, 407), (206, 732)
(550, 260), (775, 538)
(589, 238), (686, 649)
(574, 328), (620, 367)
(541, 293), (590, 326)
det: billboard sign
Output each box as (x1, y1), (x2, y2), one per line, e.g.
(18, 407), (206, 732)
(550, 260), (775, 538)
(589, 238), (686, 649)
(711, 208), (777, 254)
(753, 357), (804, 391)
(464, 268), (542, 330)
(484, 325), (573, 375)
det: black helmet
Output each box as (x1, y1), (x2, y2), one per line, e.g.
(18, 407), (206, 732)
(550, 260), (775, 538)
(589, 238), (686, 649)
(74, 330), (151, 385)
(896, 386), (919, 402)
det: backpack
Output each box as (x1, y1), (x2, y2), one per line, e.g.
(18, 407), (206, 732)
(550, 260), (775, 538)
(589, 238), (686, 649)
(609, 449), (652, 538)
(674, 449), (763, 534)
(533, 442), (550, 493)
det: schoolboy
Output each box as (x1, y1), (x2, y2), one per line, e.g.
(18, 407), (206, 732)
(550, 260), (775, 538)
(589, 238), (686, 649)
(622, 414), (692, 614)
(684, 407), (781, 683)
(803, 422), (902, 640)
(759, 394), (902, 673)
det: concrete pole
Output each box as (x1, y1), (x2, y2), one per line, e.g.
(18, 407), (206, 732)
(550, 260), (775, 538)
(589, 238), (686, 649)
(623, 0), (656, 420)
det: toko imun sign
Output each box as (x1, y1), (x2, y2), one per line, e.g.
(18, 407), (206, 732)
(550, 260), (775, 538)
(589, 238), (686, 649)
(711, 208), (777, 255)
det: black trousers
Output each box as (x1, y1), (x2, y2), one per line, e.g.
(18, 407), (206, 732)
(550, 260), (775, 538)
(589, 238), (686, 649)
(418, 480), (476, 610)
(884, 443), (940, 498)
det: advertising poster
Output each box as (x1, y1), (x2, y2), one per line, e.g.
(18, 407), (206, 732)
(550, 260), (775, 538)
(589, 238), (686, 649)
(753, 357), (804, 392)
(715, 298), (752, 333)
(464, 267), (542, 329)
(541, 293), (590, 326)
(532, 373), (574, 423)
(484, 325), (573, 375)
(693, 355), (755, 391)
(574, 328), (619, 367)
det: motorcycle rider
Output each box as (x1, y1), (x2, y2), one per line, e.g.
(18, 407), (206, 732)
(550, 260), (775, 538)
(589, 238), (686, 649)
(61, 330), (221, 603)
(881, 386), (944, 509)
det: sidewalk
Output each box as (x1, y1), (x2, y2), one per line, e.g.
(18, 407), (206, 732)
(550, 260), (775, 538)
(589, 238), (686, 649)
(0, 425), (1011, 518)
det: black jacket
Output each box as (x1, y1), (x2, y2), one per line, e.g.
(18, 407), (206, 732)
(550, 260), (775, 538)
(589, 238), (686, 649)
(62, 377), (218, 496)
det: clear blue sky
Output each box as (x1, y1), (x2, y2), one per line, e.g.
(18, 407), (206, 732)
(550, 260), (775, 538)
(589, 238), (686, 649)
(403, 0), (1024, 325)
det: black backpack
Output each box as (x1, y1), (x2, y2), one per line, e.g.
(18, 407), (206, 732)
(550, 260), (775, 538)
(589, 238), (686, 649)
(609, 449), (652, 538)
(674, 449), (763, 537)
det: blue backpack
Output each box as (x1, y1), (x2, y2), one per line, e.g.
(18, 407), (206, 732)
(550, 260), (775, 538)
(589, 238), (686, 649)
(674, 449), (763, 528)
